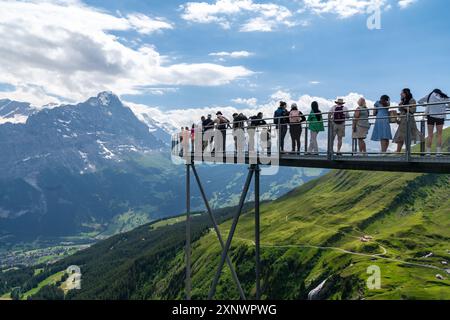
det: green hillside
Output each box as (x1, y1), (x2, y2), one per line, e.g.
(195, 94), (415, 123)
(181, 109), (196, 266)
(7, 168), (447, 300)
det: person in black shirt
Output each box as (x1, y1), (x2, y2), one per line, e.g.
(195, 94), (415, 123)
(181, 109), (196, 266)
(201, 114), (214, 151)
(274, 101), (290, 152)
(232, 113), (248, 153)
(248, 112), (270, 154)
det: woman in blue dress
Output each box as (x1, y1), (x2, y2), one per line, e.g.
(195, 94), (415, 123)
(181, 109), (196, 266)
(371, 95), (392, 153)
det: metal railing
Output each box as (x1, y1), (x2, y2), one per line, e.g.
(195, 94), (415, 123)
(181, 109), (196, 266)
(171, 101), (450, 163)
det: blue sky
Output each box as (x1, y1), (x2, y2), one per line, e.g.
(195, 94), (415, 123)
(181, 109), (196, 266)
(0, 0), (449, 111)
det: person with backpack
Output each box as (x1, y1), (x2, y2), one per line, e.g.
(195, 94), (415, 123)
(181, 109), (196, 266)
(214, 111), (231, 154)
(371, 95), (392, 153)
(393, 88), (422, 153)
(232, 113), (248, 153)
(330, 98), (348, 155)
(307, 101), (324, 154)
(201, 114), (214, 151)
(274, 101), (290, 152)
(418, 89), (449, 155)
(352, 97), (370, 155)
(289, 103), (306, 153)
(248, 112), (269, 153)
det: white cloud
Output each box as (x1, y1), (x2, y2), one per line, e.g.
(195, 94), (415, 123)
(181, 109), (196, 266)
(398, 0), (417, 9)
(0, 0), (253, 105)
(302, 0), (389, 18)
(309, 80), (321, 85)
(181, 0), (416, 30)
(209, 51), (254, 58)
(128, 90), (371, 134)
(125, 13), (173, 34)
(231, 97), (258, 107)
(270, 90), (292, 102)
(181, 0), (296, 32)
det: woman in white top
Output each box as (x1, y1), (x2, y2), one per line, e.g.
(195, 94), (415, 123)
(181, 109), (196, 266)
(418, 89), (449, 154)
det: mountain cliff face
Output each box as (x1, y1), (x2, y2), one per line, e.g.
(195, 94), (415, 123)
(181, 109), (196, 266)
(0, 92), (166, 179)
(0, 92), (175, 242)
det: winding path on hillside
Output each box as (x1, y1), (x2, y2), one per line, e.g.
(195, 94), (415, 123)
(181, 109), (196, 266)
(233, 236), (445, 272)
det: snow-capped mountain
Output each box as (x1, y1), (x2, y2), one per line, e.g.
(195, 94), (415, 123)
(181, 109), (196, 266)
(0, 92), (167, 179)
(126, 102), (179, 136)
(0, 92), (325, 243)
(0, 99), (36, 124)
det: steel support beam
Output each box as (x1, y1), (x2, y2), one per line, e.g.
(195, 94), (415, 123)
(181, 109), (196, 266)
(190, 165), (247, 300)
(254, 165), (261, 300)
(208, 165), (255, 299)
(185, 164), (191, 300)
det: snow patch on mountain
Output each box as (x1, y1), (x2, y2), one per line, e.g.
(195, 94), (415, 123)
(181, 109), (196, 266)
(0, 99), (36, 124)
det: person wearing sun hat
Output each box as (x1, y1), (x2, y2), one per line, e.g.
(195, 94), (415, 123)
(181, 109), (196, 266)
(214, 111), (230, 154)
(330, 98), (348, 155)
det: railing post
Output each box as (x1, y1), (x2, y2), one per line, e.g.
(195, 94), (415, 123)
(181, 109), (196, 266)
(304, 124), (308, 154)
(420, 118), (426, 156)
(406, 110), (411, 162)
(185, 163), (191, 300)
(327, 118), (333, 160)
(277, 122), (281, 154)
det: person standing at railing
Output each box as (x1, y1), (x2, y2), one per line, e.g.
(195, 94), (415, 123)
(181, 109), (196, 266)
(232, 113), (248, 153)
(307, 101), (324, 155)
(248, 112), (268, 153)
(181, 126), (190, 156)
(190, 124), (196, 153)
(371, 95), (392, 153)
(274, 101), (290, 152)
(178, 127), (185, 156)
(418, 89), (449, 155)
(289, 103), (306, 154)
(393, 88), (422, 153)
(352, 97), (370, 155)
(202, 114), (214, 151)
(214, 111), (231, 154)
(330, 98), (348, 155)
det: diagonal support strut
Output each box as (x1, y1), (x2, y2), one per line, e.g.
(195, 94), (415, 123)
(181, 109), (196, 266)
(208, 165), (256, 299)
(190, 165), (247, 300)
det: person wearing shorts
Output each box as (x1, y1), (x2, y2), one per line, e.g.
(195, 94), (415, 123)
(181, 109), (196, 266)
(330, 98), (348, 155)
(418, 89), (449, 155)
(427, 116), (444, 126)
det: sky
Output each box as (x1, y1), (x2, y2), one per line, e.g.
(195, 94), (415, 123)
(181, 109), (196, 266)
(0, 0), (449, 120)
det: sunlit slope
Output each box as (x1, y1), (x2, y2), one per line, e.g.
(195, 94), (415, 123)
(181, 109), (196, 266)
(145, 169), (450, 300)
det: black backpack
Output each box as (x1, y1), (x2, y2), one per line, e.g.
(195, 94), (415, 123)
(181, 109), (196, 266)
(333, 106), (346, 124)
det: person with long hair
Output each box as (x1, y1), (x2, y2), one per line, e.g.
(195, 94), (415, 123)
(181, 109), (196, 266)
(418, 89), (449, 155)
(307, 101), (324, 154)
(393, 88), (422, 153)
(371, 95), (392, 153)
